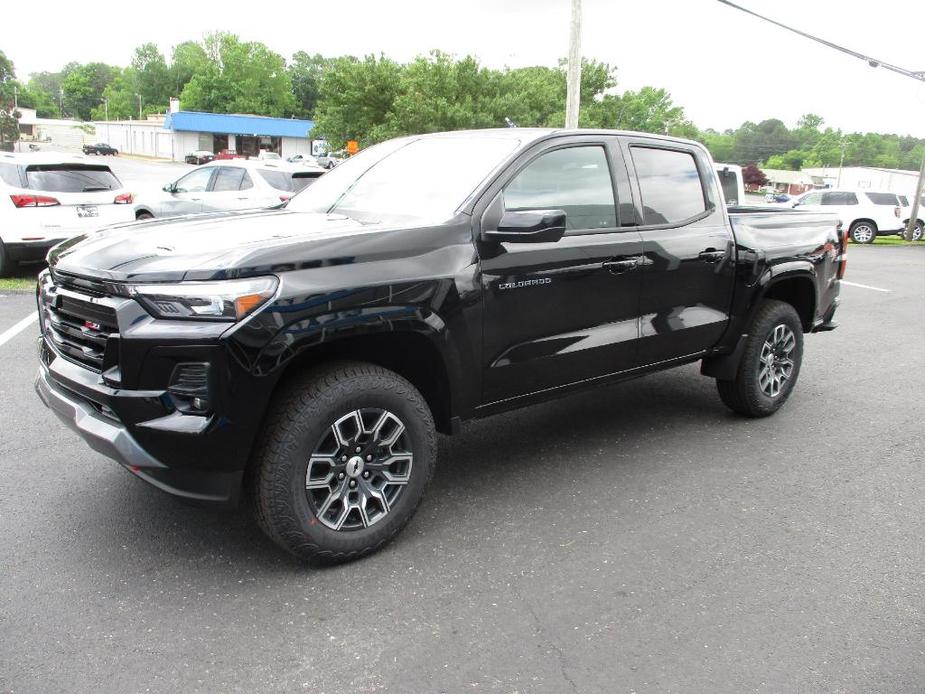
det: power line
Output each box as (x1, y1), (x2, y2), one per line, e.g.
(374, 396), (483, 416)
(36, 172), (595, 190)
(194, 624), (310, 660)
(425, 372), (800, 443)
(717, 0), (925, 83)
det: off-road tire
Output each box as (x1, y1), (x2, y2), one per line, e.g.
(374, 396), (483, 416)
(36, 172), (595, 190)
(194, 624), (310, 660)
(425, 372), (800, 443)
(717, 299), (804, 418)
(249, 361), (437, 564)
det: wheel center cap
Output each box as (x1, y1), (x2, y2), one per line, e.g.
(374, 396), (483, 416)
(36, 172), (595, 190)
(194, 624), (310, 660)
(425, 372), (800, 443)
(346, 456), (365, 478)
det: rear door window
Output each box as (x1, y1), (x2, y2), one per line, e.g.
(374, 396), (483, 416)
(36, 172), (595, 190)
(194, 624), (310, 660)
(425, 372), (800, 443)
(24, 165), (122, 193)
(821, 191), (858, 205)
(211, 167), (246, 192)
(865, 192), (899, 205)
(630, 146), (707, 225)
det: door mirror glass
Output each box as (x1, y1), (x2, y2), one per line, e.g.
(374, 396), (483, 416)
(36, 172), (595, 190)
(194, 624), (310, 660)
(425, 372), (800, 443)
(485, 209), (567, 243)
(163, 183), (176, 193)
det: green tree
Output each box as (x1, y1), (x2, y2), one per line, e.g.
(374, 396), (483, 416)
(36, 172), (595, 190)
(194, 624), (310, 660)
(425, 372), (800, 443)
(26, 72), (63, 117)
(179, 33), (296, 116)
(132, 43), (172, 112)
(60, 62), (116, 119)
(170, 41), (209, 98)
(90, 69), (138, 120)
(0, 50), (21, 148)
(312, 54), (404, 146)
(289, 51), (328, 118)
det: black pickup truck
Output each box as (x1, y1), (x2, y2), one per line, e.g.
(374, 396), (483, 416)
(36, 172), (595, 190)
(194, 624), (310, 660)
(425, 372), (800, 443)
(34, 129), (844, 562)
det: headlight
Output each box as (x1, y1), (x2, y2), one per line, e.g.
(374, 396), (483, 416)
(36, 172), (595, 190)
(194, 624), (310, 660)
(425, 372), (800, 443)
(130, 276), (278, 322)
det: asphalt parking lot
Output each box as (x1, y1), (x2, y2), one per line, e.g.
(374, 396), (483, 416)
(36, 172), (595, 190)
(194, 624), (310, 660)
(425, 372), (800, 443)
(1, 245), (924, 693)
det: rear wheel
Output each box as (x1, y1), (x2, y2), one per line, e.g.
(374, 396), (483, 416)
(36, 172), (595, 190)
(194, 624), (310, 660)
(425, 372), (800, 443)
(716, 299), (804, 417)
(249, 362), (437, 563)
(136, 211), (154, 220)
(909, 221), (923, 241)
(849, 221), (877, 244)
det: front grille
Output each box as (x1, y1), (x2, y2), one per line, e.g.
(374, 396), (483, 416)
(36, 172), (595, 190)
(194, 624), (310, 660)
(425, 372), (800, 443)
(41, 287), (118, 372)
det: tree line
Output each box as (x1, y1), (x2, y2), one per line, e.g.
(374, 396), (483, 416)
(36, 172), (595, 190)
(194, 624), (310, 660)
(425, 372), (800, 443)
(2, 33), (924, 171)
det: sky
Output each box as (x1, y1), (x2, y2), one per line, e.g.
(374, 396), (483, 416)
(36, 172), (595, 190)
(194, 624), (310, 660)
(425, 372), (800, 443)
(5, 0), (925, 137)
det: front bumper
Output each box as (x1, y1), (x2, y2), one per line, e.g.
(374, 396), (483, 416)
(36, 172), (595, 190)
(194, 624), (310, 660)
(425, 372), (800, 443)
(35, 343), (244, 505)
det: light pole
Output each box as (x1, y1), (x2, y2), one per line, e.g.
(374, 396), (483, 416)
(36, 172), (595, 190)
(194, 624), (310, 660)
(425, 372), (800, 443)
(135, 94), (142, 120)
(101, 97), (109, 121)
(565, 0), (582, 129)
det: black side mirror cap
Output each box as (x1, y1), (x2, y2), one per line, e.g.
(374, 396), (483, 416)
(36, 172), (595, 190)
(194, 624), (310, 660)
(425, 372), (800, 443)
(484, 209), (567, 243)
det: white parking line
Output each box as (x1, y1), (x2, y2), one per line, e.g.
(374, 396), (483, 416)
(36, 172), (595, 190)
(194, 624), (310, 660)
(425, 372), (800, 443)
(841, 280), (891, 293)
(0, 313), (38, 349)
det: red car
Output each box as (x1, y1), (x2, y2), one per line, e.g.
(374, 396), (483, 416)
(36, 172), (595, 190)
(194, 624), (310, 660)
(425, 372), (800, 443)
(213, 149), (244, 160)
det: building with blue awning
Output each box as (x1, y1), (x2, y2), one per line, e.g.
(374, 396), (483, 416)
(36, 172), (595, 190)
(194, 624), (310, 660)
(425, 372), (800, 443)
(93, 98), (317, 162)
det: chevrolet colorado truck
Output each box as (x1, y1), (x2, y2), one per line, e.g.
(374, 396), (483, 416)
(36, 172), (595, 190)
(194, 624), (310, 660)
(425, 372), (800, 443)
(34, 129), (844, 563)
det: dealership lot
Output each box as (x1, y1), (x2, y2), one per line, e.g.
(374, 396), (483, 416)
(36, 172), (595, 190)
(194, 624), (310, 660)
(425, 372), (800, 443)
(1, 245), (924, 693)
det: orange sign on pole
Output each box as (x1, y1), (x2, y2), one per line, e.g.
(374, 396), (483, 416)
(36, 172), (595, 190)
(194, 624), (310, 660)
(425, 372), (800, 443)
(346, 140), (359, 155)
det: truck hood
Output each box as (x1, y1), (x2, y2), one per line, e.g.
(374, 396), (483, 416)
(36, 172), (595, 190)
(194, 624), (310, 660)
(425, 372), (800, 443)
(48, 209), (385, 282)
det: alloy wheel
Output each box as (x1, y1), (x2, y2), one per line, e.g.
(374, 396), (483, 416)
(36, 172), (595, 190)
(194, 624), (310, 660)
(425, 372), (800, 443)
(305, 408), (413, 531)
(758, 324), (796, 398)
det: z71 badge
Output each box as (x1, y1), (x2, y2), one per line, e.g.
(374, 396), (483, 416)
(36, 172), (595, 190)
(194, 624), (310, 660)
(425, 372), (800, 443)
(498, 277), (552, 290)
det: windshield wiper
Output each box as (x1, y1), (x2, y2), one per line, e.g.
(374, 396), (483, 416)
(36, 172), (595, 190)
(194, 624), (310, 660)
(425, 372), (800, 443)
(82, 186), (111, 192)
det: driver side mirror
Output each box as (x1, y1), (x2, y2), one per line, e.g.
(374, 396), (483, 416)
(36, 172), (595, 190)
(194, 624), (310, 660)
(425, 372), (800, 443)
(484, 209), (567, 244)
(163, 183), (177, 193)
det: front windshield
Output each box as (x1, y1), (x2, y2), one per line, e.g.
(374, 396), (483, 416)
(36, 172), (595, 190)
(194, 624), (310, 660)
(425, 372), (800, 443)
(286, 135), (521, 225)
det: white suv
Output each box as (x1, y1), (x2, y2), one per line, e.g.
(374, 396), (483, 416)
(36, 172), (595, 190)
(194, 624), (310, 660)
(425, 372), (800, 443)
(133, 159), (327, 219)
(792, 189), (903, 244)
(0, 153), (136, 276)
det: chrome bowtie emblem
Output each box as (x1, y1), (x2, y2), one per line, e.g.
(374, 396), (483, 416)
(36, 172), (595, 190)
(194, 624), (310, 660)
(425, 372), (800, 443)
(346, 456), (365, 478)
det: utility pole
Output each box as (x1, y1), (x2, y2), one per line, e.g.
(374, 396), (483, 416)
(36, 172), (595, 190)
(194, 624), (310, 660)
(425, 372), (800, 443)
(13, 86), (17, 109)
(836, 140), (846, 187)
(904, 154), (925, 241)
(565, 0), (582, 129)
(136, 94), (143, 121)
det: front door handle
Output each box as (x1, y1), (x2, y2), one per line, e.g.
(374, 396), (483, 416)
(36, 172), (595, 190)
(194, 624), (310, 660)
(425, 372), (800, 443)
(698, 249), (726, 263)
(602, 258), (640, 274)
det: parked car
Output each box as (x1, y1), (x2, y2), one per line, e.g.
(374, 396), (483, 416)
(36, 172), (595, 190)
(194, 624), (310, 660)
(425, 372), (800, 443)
(764, 192), (793, 204)
(0, 152), (135, 275)
(82, 143), (118, 156)
(315, 150), (346, 169)
(35, 129), (844, 562)
(791, 188), (903, 243)
(185, 150), (215, 165)
(133, 159), (327, 219)
(897, 195), (924, 241)
(287, 153), (320, 166)
(257, 150), (281, 160)
(213, 149), (243, 160)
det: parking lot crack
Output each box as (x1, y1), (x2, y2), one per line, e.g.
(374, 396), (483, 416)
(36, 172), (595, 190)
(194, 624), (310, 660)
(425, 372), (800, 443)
(514, 583), (578, 692)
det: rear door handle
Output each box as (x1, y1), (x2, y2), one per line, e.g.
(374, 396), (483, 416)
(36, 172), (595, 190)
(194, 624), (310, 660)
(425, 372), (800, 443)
(602, 258), (640, 274)
(698, 249), (726, 263)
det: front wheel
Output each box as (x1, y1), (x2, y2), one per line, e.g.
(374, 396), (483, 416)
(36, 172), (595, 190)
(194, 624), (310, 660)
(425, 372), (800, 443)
(849, 221), (877, 244)
(716, 299), (804, 417)
(249, 362), (437, 563)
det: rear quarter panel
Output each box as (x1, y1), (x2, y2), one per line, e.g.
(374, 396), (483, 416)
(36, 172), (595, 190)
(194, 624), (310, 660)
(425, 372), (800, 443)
(727, 209), (841, 334)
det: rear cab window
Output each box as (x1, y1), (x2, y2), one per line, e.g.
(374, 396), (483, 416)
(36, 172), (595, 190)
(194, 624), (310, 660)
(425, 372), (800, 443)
(630, 146), (707, 225)
(24, 165), (122, 193)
